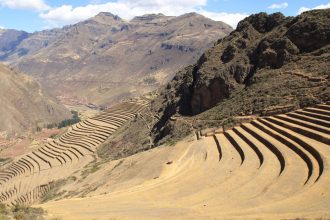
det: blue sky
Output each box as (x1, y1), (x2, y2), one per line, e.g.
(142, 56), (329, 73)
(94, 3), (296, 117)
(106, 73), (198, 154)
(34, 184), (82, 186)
(0, 0), (329, 32)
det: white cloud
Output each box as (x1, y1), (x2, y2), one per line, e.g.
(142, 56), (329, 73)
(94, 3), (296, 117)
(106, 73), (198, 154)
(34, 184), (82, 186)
(297, 6), (310, 14)
(198, 10), (248, 28)
(40, 3), (129, 26)
(268, 2), (288, 9)
(298, 3), (330, 14)
(39, 0), (247, 28)
(0, 0), (49, 11)
(0, 26), (4, 29)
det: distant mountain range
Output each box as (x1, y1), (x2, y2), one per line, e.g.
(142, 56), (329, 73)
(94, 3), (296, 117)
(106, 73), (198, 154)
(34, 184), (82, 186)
(0, 64), (70, 135)
(0, 12), (233, 105)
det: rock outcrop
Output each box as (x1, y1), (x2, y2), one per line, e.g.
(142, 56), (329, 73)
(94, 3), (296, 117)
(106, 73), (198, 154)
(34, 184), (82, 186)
(151, 9), (329, 143)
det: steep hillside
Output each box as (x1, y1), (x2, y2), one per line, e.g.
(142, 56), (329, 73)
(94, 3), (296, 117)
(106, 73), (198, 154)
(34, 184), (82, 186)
(0, 29), (29, 60)
(151, 9), (330, 143)
(0, 12), (232, 105)
(0, 64), (70, 135)
(98, 9), (329, 154)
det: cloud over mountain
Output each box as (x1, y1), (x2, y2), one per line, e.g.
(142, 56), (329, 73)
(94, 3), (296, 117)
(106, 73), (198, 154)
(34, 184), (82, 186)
(298, 3), (330, 14)
(39, 0), (247, 28)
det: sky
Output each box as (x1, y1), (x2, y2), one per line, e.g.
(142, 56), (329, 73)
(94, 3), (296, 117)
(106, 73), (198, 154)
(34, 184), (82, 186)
(0, 0), (329, 32)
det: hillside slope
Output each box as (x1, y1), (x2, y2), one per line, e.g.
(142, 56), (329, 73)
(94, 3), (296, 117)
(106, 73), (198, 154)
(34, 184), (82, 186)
(97, 9), (329, 155)
(0, 12), (232, 105)
(151, 9), (330, 143)
(39, 103), (330, 220)
(0, 29), (30, 60)
(0, 64), (70, 135)
(0, 97), (328, 219)
(0, 100), (148, 205)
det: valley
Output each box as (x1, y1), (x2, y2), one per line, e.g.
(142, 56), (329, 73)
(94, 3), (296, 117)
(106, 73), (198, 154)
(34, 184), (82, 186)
(0, 12), (232, 106)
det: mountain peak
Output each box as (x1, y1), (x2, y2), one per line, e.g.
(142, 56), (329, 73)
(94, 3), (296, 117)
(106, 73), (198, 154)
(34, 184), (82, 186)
(131, 13), (167, 21)
(180, 12), (203, 18)
(92, 12), (122, 22)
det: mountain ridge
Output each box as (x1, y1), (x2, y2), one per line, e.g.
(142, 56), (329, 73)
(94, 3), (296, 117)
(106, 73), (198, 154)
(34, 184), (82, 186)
(0, 12), (233, 106)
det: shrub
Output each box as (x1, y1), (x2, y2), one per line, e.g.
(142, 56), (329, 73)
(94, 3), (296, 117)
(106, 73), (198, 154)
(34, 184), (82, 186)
(0, 203), (9, 218)
(143, 76), (157, 85)
(11, 205), (44, 220)
(46, 123), (57, 129)
(57, 111), (81, 129)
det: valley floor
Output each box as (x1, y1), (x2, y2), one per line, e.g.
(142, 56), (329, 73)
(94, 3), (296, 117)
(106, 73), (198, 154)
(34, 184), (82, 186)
(39, 106), (330, 220)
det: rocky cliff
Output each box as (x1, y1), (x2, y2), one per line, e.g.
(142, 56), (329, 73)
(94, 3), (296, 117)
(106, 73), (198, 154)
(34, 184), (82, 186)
(150, 9), (329, 143)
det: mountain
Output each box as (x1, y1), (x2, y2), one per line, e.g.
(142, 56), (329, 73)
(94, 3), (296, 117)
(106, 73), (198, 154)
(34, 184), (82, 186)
(150, 9), (330, 143)
(0, 29), (29, 60)
(0, 64), (70, 135)
(97, 9), (330, 153)
(0, 12), (233, 105)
